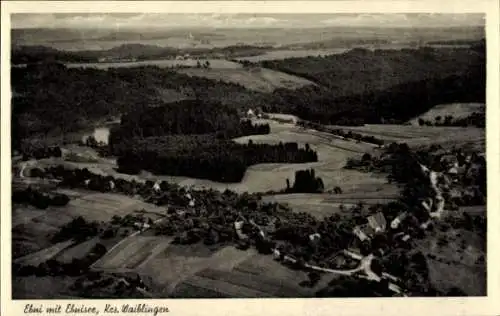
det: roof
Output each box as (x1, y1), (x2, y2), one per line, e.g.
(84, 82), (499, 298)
(367, 212), (387, 232)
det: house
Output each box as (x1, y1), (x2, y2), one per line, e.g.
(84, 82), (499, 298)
(367, 212), (387, 233)
(247, 109), (255, 117)
(309, 233), (321, 242)
(234, 220), (248, 240)
(134, 221), (151, 231)
(420, 220), (432, 230)
(390, 212), (408, 229)
(153, 181), (161, 192)
(353, 226), (370, 241)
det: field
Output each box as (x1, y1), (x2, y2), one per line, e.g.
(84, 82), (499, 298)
(33, 118), (386, 195)
(262, 188), (399, 219)
(176, 67), (315, 92)
(66, 59), (243, 70)
(90, 244), (260, 296)
(12, 205), (75, 258)
(14, 240), (75, 266)
(407, 103), (485, 125)
(91, 235), (173, 272)
(235, 48), (350, 62)
(327, 124), (485, 149)
(171, 251), (340, 298)
(12, 188), (168, 259)
(230, 119), (389, 194)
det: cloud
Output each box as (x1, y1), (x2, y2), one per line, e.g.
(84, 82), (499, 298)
(11, 13), (484, 29)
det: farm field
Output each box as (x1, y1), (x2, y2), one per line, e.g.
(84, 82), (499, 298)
(14, 240), (75, 266)
(66, 58), (243, 70)
(11, 189), (167, 259)
(235, 48), (350, 62)
(54, 237), (101, 263)
(91, 235), (173, 272)
(132, 245), (258, 296)
(176, 67), (315, 92)
(170, 250), (320, 298)
(407, 103), (485, 125)
(327, 124), (485, 148)
(12, 205), (75, 258)
(262, 187), (399, 219)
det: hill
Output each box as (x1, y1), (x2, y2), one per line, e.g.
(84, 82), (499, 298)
(407, 103), (485, 126)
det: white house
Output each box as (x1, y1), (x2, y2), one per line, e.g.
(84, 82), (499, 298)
(153, 181), (161, 192)
(353, 226), (370, 241)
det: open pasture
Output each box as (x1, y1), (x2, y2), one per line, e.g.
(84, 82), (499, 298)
(136, 246), (257, 296)
(55, 237), (101, 264)
(14, 240), (75, 266)
(91, 235), (172, 271)
(63, 191), (168, 222)
(407, 103), (485, 125)
(196, 268), (310, 297)
(171, 250), (315, 298)
(327, 124), (484, 146)
(235, 48), (349, 62)
(262, 186), (398, 219)
(12, 205), (75, 258)
(176, 67), (315, 92)
(66, 59), (243, 70)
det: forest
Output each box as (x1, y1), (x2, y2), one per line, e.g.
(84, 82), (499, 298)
(113, 99), (270, 139)
(114, 137), (318, 182)
(12, 42), (485, 151)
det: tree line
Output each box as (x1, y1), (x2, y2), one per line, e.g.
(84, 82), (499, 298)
(12, 187), (70, 209)
(114, 138), (318, 182)
(285, 169), (325, 193)
(113, 99), (270, 140)
(417, 112), (485, 128)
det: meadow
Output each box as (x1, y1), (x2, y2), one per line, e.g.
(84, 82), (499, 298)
(177, 67), (315, 93)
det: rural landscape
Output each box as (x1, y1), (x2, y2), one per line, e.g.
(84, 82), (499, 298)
(10, 13), (486, 298)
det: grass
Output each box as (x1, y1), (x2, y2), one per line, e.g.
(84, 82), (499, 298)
(235, 48), (350, 62)
(55, 237), (101, 263)
(407, 103), (485, 125)
(263, 187), (398, 219)
(177, 67), (315, 93)
(196, 268), (308, 297)
(14, 240), (75, 266)
(67, 59), (244, 70)
(92, 236), (172, 271)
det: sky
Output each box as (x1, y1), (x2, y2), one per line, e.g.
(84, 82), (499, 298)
(11, 13), (485, 29)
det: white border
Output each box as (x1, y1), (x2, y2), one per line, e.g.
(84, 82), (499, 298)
(2, 2), (499, 316)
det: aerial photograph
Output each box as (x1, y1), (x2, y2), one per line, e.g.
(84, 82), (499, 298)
(10, 13), (486, 298)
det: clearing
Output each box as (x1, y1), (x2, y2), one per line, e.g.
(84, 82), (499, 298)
(407, 103), (485, 125)
(176, 67), (315, 93)
(327, 124), (485, 149)
(235, 48), (349, 62)
(66, 59), (243, 70)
